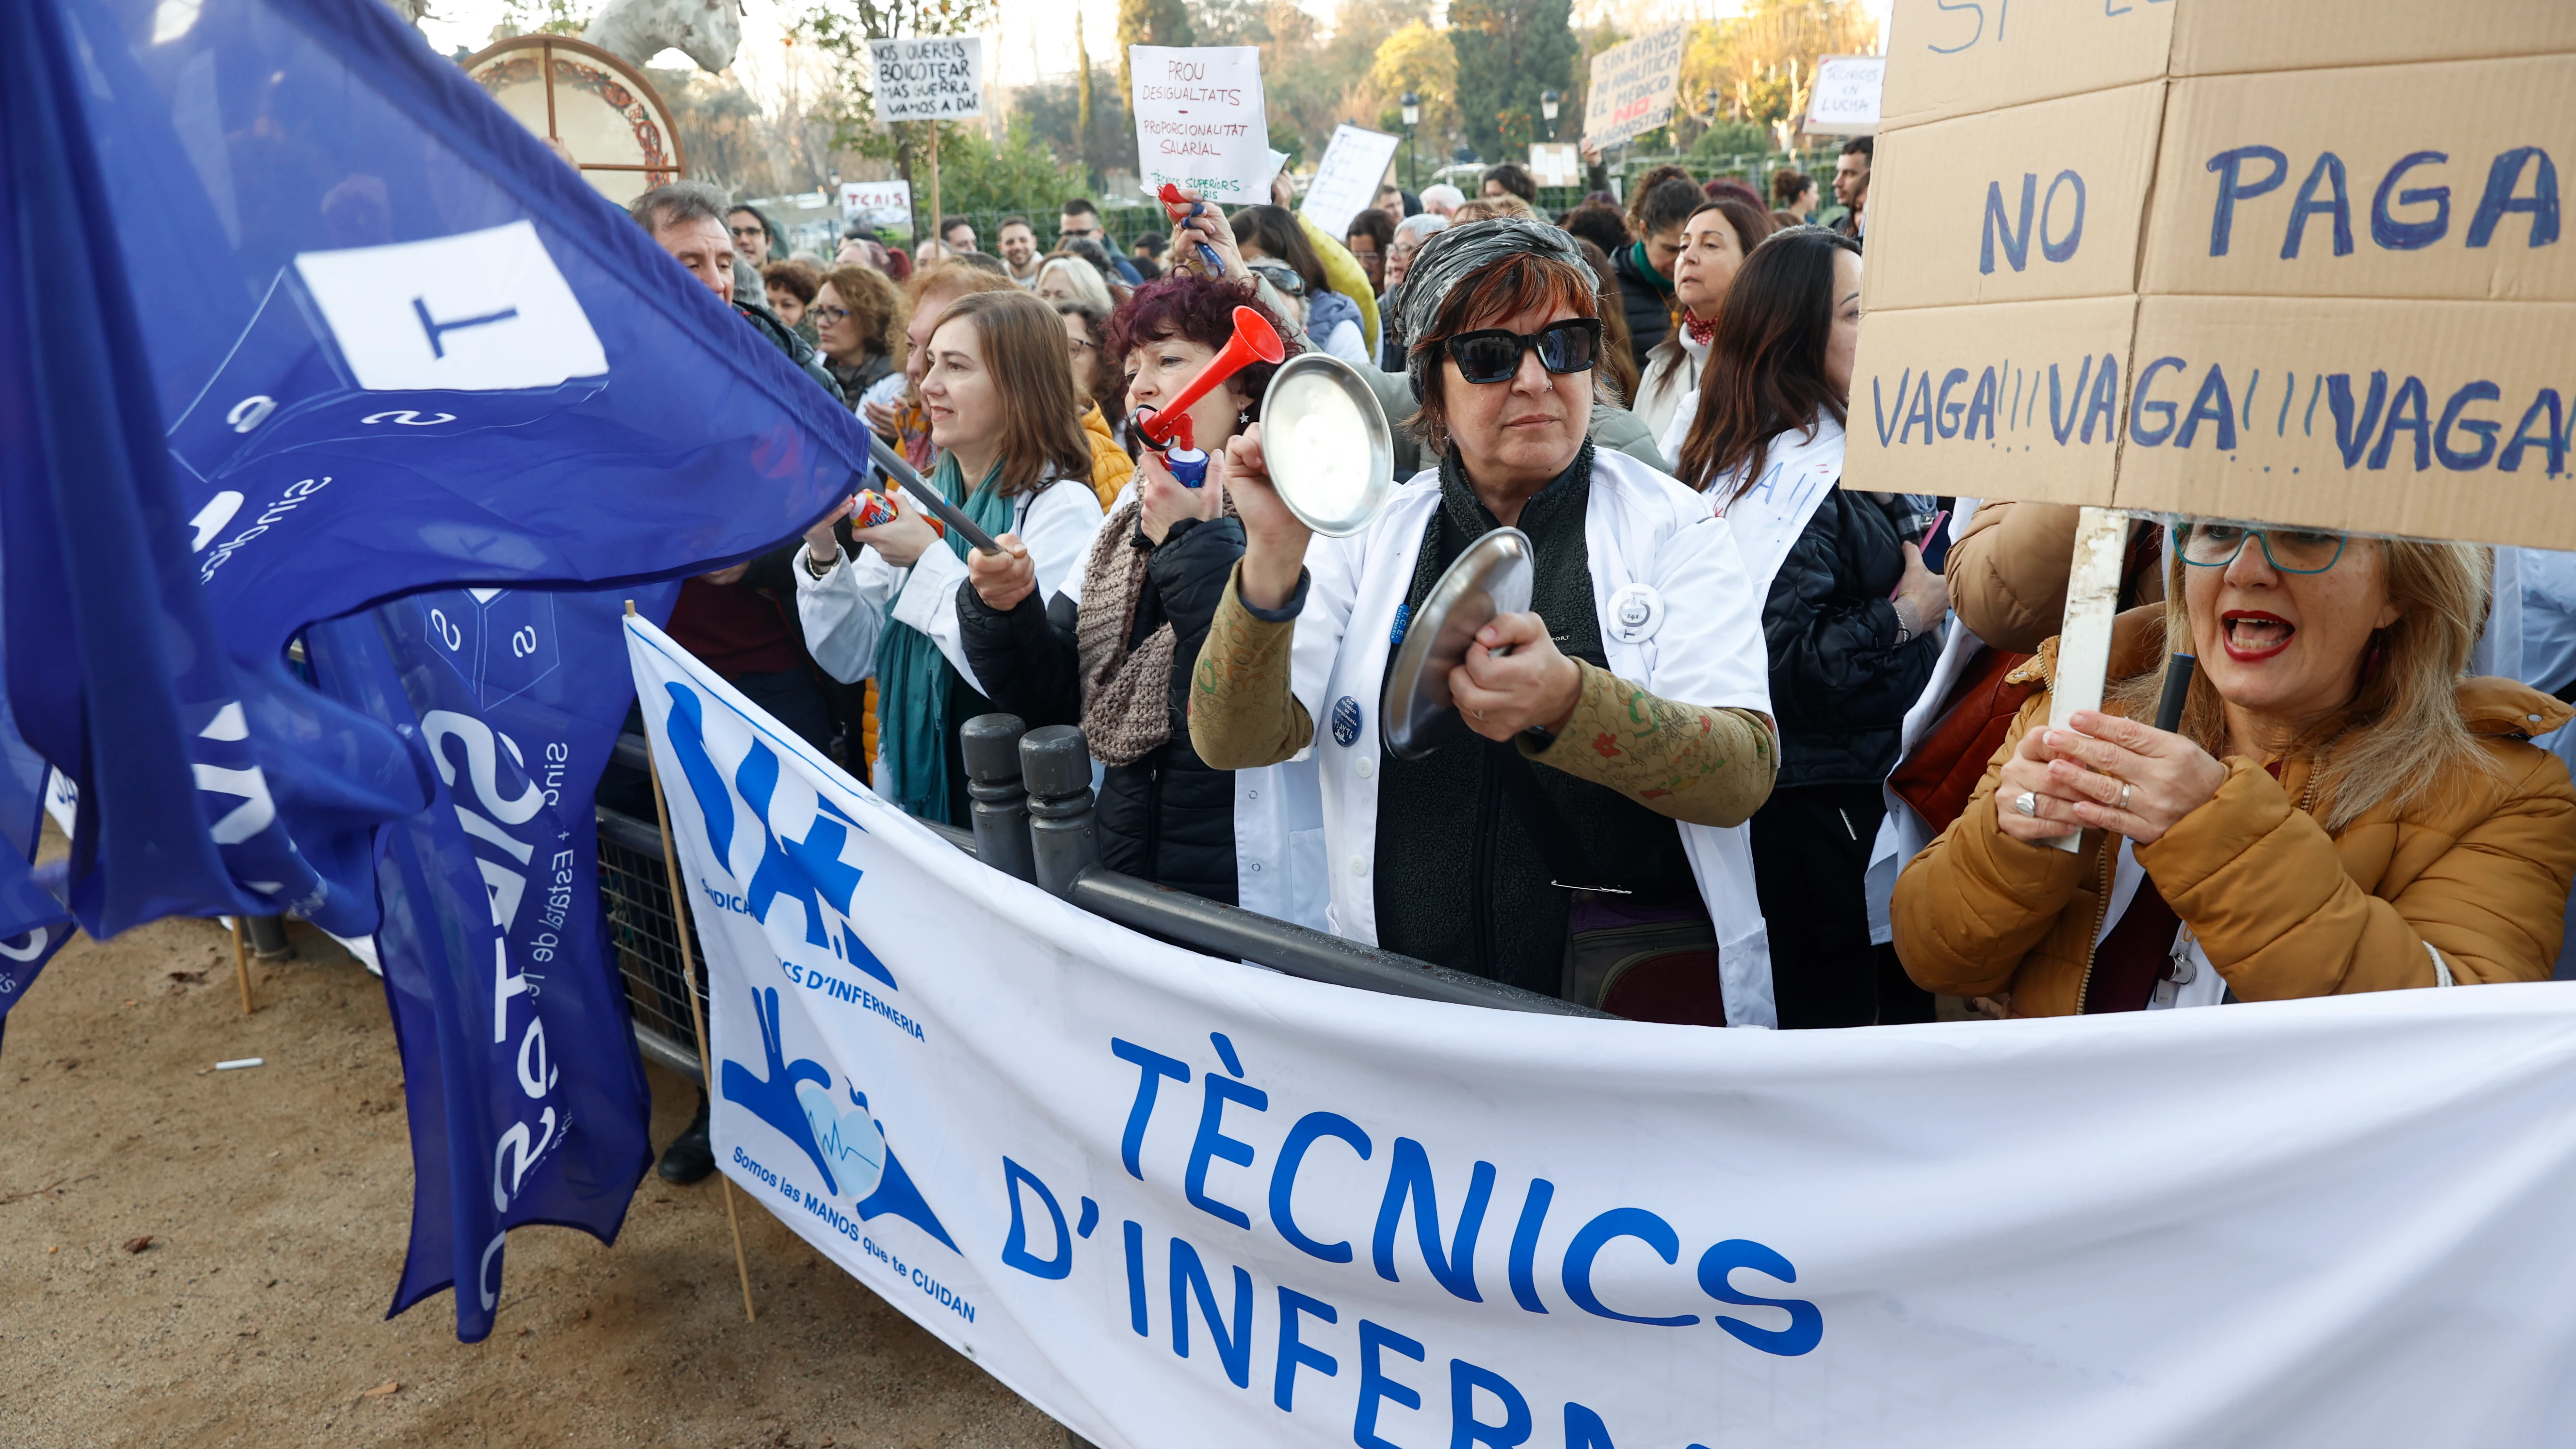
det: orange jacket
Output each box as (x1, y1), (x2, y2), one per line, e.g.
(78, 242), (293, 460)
(1081, 402), (1135, 512)
(1893, 611), (2576, 1015)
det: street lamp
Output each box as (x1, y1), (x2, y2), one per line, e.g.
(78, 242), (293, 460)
(1540, 88), (1560, 141)
(1400, 91), (1420, 191)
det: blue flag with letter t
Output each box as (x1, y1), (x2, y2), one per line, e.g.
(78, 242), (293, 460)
(1, 0), (867, 938)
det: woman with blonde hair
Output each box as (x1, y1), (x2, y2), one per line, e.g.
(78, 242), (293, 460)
(1894, 527), (2576, 1014)
(811, 263), (906, 406)
(794, 289), (1107, 825)
(1035, 253), (1116, 314)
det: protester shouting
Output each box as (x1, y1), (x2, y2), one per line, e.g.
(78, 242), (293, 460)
(1895, 529), (2576, 1014)
(1635, 197), (1776, 452)
(1187, 219), (1780, 1024)
(1673, 225), (1943, 1029)
(956, 275), (1322, 918)
(795, 290), (1106, 827)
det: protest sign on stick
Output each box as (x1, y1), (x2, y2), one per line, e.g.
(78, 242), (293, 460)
(1129, 45), (1273, 204)
(1849, 0), (2576, 550)
(1582, 25), (1688, 151)
(841, 180), (914, 241)
(1299, 124), (1402, 237)
(1529, 142), (1582, 189)
(869, 36), (984, 244)
(1803, 55), (1884, 136)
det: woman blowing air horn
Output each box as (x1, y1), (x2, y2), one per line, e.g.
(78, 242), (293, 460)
(1186, 218), (1785, 1027)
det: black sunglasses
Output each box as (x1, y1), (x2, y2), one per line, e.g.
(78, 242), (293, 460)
(1443, 319), (1602, 385)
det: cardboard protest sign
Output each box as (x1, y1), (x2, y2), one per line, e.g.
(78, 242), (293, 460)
(1803, 55), (1885, 136)
(1129, 45), (1272, 204)
(1300, 124), (1402, 237)
(868, 36), (984, 123)
(1848, 0), (2576, 549)
(841, 180), (914, 239)
(1582, 26), (1687, 151)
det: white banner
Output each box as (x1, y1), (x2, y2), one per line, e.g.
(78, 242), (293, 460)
(869, 36), (984, 123)
(1129, 45), (1272, 205)
(1301, 124), (1402, 238)
(629, 613), (2576, 1449)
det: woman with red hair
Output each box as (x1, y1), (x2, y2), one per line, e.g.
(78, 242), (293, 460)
(954, 273), (1328, 922)
(1183, 218), (1783, 1026)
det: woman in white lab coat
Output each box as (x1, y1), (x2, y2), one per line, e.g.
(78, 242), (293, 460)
(1185, 218), (1785, 1026)
(793, 289), (1105, 827)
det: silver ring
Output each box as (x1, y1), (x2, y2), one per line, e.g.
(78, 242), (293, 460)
(2118, 783), (2133, 810)
(2012, 790), (2038, 817)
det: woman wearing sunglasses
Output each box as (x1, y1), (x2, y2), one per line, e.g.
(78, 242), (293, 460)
(1894, 523), (2576, 1016)
(1186, 218), (1784, 1026)
(1672, 225), (1947, 1029)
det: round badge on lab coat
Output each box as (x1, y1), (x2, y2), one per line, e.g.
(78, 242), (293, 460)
(1330, 695), (1363, 747)
(1606, 583), (1665, 644)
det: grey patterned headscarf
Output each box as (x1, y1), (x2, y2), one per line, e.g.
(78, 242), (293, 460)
(1385, 217), (1590, 401)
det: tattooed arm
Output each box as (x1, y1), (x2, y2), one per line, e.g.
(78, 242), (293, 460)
(1524, 661), (1777, 828)
(1186, 563), (1316, 770)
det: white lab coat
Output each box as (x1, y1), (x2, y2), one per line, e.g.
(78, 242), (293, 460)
(1866, 500), (1981, 948)
(795, 470), (1105, 797)
(1283, 449), (1781, 1026)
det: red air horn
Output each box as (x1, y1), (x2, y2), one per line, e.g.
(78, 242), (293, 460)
(1132, 305), (1286, 488)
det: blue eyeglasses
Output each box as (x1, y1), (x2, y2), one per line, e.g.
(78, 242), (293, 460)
(2174, 521), (2348, 574)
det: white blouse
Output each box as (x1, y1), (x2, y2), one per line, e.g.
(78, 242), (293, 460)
(793, 470), (1106, 690)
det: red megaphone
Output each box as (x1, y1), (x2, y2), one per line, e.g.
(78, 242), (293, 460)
(1135, 306), (1287, 451)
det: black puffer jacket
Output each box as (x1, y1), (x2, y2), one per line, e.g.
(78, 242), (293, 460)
(955, 516), (1247, 903)
(1760, 489), (1942, 788)
(1611, 241), (1675, 372)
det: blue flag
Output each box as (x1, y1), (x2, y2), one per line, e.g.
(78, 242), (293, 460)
(3, 0), (867, 938)
(307, 580), (676, 1342)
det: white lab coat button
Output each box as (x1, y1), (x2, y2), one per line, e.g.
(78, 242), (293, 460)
(1606, 582), (1666, 644)
(1349, 855), (1368, 877)
(1247, 789), (1259, 799)
(1356, 757), (1375, 779)
(1249, 861), (1262, 872)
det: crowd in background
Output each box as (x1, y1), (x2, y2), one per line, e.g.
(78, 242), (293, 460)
(614, 133), (2576, 1181)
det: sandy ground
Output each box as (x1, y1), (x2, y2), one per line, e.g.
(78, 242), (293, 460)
(0, 914), (1064, 1449)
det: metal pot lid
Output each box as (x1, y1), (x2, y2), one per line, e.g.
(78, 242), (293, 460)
(1381, 527), (1535, 761)
(1258, 352), (1395, 539)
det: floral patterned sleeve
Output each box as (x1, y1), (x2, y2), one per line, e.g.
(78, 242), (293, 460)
(1524, 661), (1776, 828)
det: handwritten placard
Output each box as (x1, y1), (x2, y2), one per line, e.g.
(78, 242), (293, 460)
(1299, 124), (1402, 236)
(840, 180), (914, 239)
(1582, 26), (1688, 150)
(1804, 55), (1885, 135)
(1529, 142), (1582, 188)
(868, 36), (984, 123)
(1129, 45), (1272, 203)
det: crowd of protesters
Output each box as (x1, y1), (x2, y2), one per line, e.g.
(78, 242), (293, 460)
(615, 133), (2576, 1172)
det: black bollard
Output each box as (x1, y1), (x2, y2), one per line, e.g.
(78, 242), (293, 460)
(960, 713), (1037, 883)
(245, 915), (294, 960)
(1020, 725), (1100, 899)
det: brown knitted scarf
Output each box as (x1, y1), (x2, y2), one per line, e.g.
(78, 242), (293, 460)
(1076, 489), (1236, 765)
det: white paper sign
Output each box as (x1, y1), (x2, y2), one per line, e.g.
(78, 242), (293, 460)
(1803, 54), (1884, 136)
(1529, 142), (1582, 189)
(633, 608), (2576, 1449)
(840, 180), (915, 238)
(1299, 124), (1402, 237)
(1129, 45), (1272, 204)
(868, 36), (984, 123)
(1582, 25), (1688, 150)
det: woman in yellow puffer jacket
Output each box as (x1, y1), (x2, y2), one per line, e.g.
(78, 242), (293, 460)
(1895, 524), (2576, 1016)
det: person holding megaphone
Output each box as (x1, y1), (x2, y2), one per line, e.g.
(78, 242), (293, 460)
(956, 274), (1330, 925)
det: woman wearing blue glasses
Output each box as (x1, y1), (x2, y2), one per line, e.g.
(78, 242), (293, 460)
(1184, 218), (1785, 1027)
(1894, 522), (2576, 1016)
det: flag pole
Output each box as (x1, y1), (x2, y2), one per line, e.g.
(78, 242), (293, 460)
(627, 601), (756, 1324)
(229, 915), (255, 1014)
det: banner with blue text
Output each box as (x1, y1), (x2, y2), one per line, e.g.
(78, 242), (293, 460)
(631, 613), (2576, 1448)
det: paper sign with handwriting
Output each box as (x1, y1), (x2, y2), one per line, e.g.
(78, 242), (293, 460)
(1583, 26), (1688, 150)
(1130, 46), (1272, 204)
(1300, 124), (1402, 237)
(868, 36), (984, 123)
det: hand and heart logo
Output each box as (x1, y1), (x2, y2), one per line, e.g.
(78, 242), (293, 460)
(665, 682), (953, 1250)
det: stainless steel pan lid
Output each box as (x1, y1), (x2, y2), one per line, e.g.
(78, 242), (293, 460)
(1258, 352), (1396, 539)
(1380, 527), (1534, 760)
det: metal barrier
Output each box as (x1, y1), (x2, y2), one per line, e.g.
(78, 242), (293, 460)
(591, 721), (1602, 1071)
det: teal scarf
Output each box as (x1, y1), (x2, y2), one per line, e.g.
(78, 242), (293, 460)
(1628, 240), (1675, 295)
(874, 452), (1014, 823)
